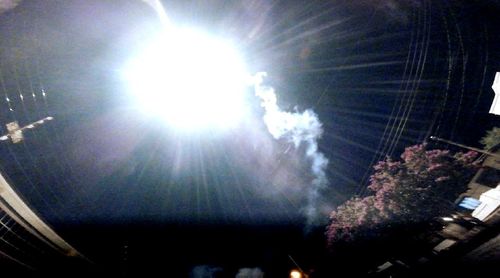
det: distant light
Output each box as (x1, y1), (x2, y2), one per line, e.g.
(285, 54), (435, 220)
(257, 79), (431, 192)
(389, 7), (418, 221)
(458, 197), (481, 210)
(123, 27), (250, 131)
(290, 270), (302, 278)
(442, 217), (453, 222)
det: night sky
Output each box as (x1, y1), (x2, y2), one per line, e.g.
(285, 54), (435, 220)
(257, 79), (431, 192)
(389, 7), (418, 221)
(0, 0), (499, 276)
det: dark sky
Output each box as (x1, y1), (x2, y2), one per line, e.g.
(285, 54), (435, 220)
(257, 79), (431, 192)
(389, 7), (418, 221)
(0, 0), (499, 276)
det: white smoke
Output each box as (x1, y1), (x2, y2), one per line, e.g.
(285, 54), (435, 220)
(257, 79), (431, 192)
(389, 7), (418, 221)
(235, 267), (264, 278)
(253, 72), (329, 226)
(190, 265), (223, 278)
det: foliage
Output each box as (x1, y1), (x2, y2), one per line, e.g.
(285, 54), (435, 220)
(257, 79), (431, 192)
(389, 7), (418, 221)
(326, 144), (478, 246)
(480, 127), (500, 151)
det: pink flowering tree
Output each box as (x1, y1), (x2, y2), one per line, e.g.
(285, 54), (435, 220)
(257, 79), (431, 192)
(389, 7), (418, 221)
(326, 144), (478, 246)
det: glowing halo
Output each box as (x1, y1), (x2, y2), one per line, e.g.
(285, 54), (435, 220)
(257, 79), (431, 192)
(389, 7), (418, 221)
(123, 27), (250, 131)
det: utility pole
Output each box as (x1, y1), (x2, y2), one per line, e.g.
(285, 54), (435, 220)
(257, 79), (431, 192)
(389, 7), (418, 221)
(429, 136), (500, 159)
(0, 116), (53, 143)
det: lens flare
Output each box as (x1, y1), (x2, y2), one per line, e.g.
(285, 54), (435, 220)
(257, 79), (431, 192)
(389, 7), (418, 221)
(124, 27), (249, 131)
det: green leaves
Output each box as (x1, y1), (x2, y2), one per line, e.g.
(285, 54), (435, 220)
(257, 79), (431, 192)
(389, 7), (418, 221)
(480, 127), (500, 151)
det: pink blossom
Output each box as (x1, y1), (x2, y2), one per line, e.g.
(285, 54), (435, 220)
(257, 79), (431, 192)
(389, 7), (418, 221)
(326, 144), (477, 245)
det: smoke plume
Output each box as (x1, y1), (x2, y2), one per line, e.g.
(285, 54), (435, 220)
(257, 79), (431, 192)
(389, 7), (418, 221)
(235, 267), (264, 278)
(253, 72), (329, 227)
(190, 265), (223, 278)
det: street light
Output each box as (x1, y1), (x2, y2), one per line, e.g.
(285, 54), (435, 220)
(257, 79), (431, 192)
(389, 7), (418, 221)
(290, 270), (302, 278)
(124, 1), (250, 132)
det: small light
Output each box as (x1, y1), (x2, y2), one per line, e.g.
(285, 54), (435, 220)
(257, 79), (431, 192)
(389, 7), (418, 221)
(442, 217), (453, 222)
(290, 270), (302, 278)
(46, 117), (54, 121)
(26, 125), (35, 129)
(0, 135), (9, 141)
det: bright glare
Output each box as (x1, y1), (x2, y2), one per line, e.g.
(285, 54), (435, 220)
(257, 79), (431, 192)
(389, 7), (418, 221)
(124, 27), (249, 130)
(290, 270), (302, 278)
